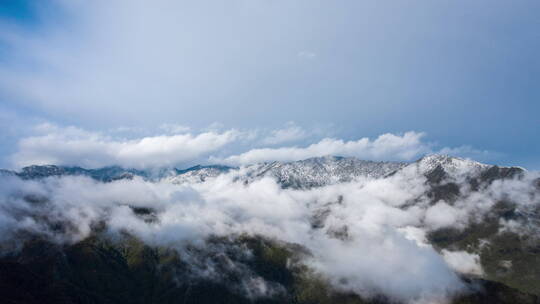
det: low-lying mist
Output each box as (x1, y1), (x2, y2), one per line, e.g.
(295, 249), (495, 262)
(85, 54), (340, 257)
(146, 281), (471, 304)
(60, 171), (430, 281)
(0, 163), (538, 304)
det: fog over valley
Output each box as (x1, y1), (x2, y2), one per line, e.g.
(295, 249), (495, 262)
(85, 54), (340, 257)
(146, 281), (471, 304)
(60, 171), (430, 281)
(1, 154), (539, 303)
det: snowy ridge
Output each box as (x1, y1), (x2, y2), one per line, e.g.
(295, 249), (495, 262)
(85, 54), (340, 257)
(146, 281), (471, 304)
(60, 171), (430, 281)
(239, 156), (407, 188)
(5, 165), (148, 182)
(165, 165), (231, 184)
(169, 155), (523, 188)
(413, 154), (491, 180)
(2, 155), (525, 189)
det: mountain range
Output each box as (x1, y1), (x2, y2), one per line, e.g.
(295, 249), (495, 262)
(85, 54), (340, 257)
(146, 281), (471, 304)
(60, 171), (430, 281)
(2, 154), (503, 187)
(0, 155), (538, 304)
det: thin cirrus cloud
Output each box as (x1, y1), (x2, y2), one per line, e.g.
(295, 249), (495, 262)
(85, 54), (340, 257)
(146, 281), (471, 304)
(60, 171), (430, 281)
(9, 123), (495, 169)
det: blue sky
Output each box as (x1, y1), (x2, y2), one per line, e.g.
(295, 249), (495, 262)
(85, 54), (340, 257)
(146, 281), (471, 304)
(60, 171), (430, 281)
(0, 0), (539, 169)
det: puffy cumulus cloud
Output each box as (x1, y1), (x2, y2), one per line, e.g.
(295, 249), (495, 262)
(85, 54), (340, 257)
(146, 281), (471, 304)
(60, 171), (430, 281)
(220, 131), (431, 165)
(442, 250), (484, 276)
(310, 233), (464, 303)
(424, 201), (468, 230)
(10, 123), (498, 171)
(12, 123), (239, 169)
(221, 132), (502, 166)
(14, 125), (431, 169)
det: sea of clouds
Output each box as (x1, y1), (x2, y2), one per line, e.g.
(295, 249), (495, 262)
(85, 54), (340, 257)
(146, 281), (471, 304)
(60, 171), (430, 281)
(1, 161), (538, 304)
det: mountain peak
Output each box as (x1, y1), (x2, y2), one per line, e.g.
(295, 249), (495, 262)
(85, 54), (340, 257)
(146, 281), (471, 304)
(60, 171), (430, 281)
(416, 154), (490, 175)
(240, 156), (408, 188)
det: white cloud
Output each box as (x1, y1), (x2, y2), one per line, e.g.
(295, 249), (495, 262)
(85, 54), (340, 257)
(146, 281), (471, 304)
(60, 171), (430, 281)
(1, 157), (537, 302)
(220, 131), (431, 165)
(11, 125), (500, 170)
(424, 201), (467, 230)
(442, 250), (484, 276)
(0, 170), (466, 303)
(12, 123), (238, 169)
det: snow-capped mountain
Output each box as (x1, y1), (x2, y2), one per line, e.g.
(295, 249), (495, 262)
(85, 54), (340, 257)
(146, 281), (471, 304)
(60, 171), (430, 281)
(2, 156), (408, 187)
(166, 155), (525, 189)
(165, 165), (232, 184)
(6, 165), (148, 182)
(408, 154), (526, 188)
(3, 154), (525, 189)
(238, 156), (407, 188)
(416, 154), (491, 177)
(0, 155), (538, 304)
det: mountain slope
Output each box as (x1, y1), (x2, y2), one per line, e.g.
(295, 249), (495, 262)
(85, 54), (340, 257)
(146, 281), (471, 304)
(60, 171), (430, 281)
(0, 155), (538, 303)
(239, 156), (407, 188)
(5, 155), (522, 189)
(0, 234), (538, 304)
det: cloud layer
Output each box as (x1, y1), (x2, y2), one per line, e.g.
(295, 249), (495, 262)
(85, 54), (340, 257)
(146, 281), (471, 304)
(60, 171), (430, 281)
(12, 123), (238, 169)
(221, 131), (430, 165)
(9, 123), (496, 170)
(1, 162), (537, 302)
